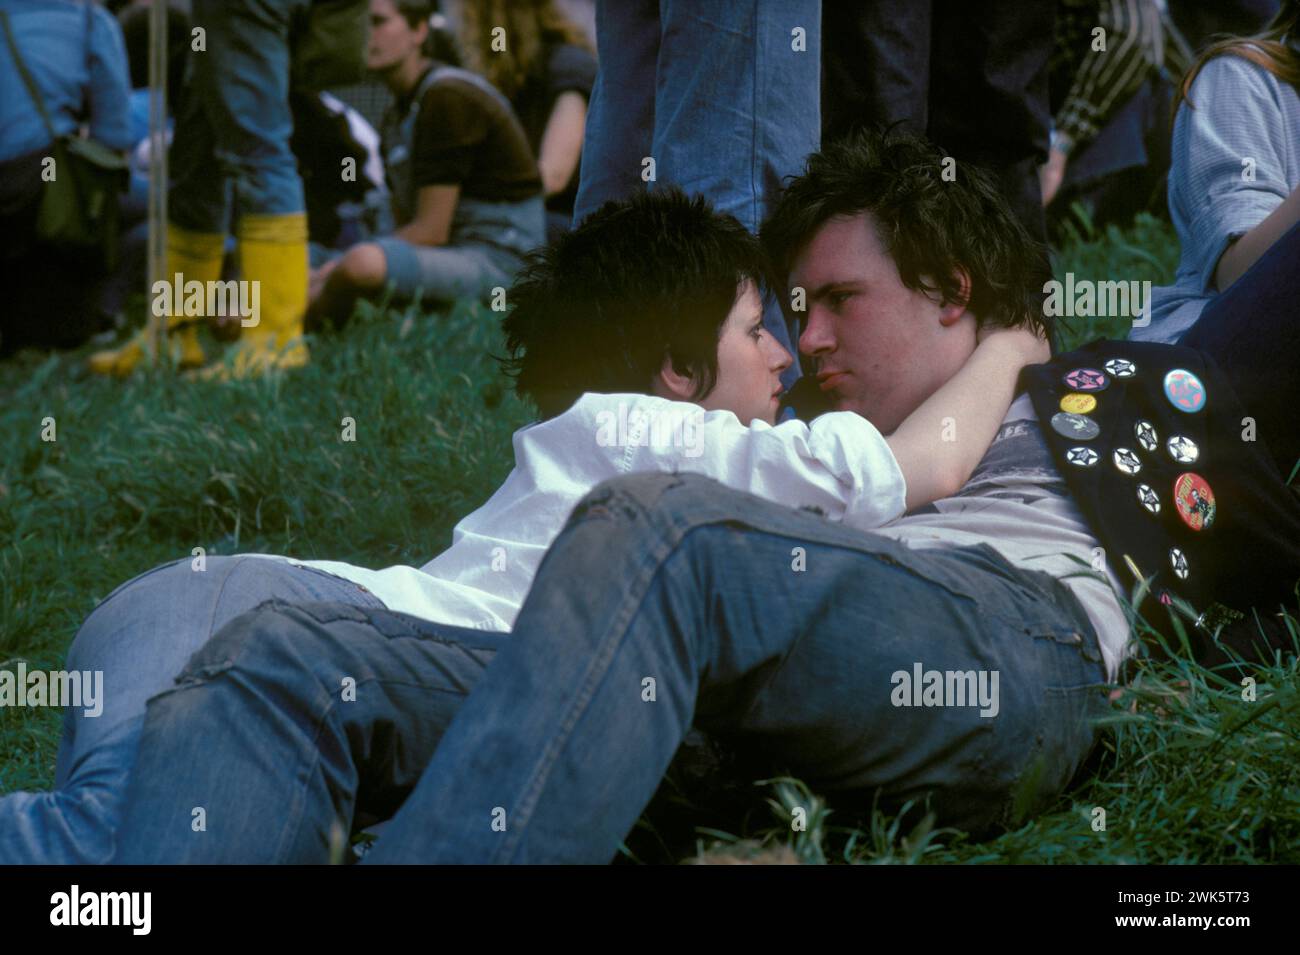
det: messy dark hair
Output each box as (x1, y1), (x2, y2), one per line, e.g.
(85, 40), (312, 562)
(761, 127), (1052, 337)
(498, 188), (768, 419)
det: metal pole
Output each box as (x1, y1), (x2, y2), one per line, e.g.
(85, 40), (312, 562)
(147, 0), (168, 351)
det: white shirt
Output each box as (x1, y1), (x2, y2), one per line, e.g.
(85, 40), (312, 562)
(247, 392), (907, 631)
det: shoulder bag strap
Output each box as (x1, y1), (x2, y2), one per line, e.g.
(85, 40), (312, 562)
(0, 9), (59, 143)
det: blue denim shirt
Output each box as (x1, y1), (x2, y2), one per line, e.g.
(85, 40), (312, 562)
(0, 0), (132, 162)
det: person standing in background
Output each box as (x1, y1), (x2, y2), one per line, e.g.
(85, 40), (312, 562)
(1039, 0), (1192, 220)
(571, 0), (821, 390)
(822, 0), (1055, 247)
(89, 0), (321, 378)
(0, 0), (132, 357)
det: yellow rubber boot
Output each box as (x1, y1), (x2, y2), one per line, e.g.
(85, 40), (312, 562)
(196, 212), (310, 379)
(87, 225), (220, 376)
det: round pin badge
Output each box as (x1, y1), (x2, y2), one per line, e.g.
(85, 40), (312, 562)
(1134, 420), (1158, 453)
(1136, 483), (1160, 515)
(1051, 411), (1101, 441)
(1066, 446), (1099, 467)
(1163, 368), (1206, 413)
(1063, 368), (1109, 392)
(1059, 392), (1097, 415)
(1167, 434), (1199, 464)
(1170, 547), (1189, 580)
(1105, 358), (1137, 378)
(1173, 472), (1216, 531)
(1113, 447), (1142, 476)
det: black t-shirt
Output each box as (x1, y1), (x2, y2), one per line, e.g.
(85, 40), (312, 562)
(406, 69), (542, 203)
(510, 43), (598, 215)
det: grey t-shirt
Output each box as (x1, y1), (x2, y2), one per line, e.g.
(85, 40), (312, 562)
(874, 395), (1130, 679)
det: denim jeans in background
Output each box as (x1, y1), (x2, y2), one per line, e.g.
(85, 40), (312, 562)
(112, 473), (1108, 864)
(572, 0), (823, 388)
(169, 0), (309, 232)
(0, 557), (383, 864)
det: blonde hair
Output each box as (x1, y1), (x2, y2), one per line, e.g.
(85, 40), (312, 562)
(456, 0), (592, 100)
(1176, 0), (1300, 115)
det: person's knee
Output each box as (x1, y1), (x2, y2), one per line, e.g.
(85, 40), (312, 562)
(335, 242), (388, 291)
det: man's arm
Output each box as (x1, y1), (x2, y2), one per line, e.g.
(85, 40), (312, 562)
(885, 326), (1050, 509)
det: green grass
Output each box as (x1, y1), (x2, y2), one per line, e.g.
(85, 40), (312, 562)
(3, 211), (1297, 863)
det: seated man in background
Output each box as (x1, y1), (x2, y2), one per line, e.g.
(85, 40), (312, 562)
(307, 0), (545, 326)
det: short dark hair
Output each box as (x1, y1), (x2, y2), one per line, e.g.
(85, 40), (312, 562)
(499, 188), (767, 419)
(761, 127), (1051, 336)
(393, 0), (435, 30)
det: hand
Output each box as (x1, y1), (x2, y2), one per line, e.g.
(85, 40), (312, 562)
(308, 258), (340, 305)
(1039, 146), (1069, 207)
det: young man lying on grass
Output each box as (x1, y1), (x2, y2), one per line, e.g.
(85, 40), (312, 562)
(0, 186), (1044, 864)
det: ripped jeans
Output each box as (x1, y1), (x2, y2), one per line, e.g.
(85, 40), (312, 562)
(112, 472), (1109, 863)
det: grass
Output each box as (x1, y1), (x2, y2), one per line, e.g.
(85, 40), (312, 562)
(3, 210), (1297, 863)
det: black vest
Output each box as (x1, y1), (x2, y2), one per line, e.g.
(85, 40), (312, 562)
(1022, 340), (1300, 671)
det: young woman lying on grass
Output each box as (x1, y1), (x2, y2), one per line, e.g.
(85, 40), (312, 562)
(0, 187), (1046, 864)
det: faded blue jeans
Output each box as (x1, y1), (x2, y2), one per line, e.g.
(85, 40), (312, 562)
(0, 556), (383, 864)
(573, 0), (822, 387)
(170, 0), (309, 232)
(113, 473), (1108, 864)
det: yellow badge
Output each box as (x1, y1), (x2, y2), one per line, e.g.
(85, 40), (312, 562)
(1060, 392), (1097, 414)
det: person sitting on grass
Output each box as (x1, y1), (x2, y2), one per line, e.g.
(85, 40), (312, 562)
(453, 0), (598, 242)
(0, 184), (1045, 865)
(1129, 0), (1300, 478)
(305, 0), (546, 328)
(1131, 0), (1300, 347)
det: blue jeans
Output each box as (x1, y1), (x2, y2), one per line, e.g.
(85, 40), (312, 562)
(112, 473), (1108, 864)
(572, 0), (822, 386)
(169, 0), (308, 232)
(0, 556), (383, 864)
(370, 195), (545, 303)
(370, 237), (522, 304)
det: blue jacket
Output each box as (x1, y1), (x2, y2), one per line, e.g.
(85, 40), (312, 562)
(0, 0), (132, 162)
